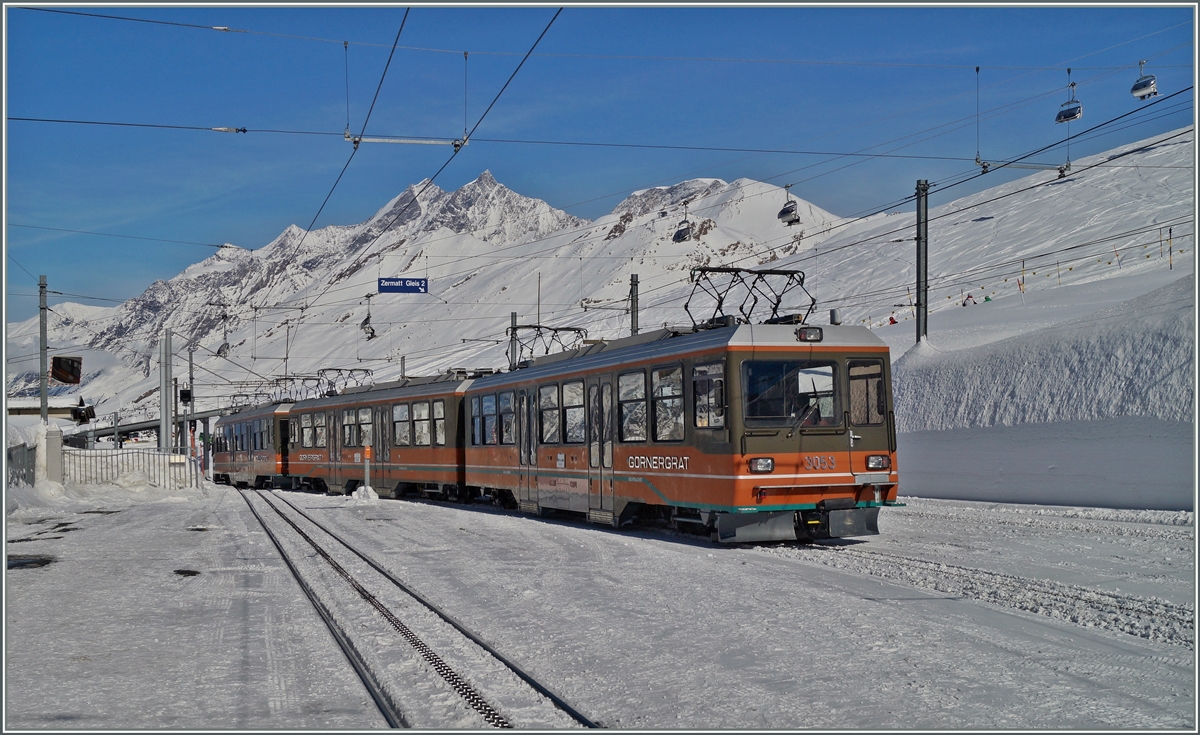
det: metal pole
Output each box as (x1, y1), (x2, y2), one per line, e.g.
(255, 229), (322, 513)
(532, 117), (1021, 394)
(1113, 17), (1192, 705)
(39, 276), (48, 422)
(510, 312), (518, 371)
(630, 274), (639, 336)
(915, 180), (929, 343)
(173, 377), (180, 451)
(159, 329), (172, 450)
(188, 349), (195, 457)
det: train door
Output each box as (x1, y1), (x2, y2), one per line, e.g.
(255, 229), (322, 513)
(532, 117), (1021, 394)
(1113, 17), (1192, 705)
(278, 415), (290, 477)
(587, 377), (615, 517)
(847, 358), (894, 486)
(517, 390), (536, 507)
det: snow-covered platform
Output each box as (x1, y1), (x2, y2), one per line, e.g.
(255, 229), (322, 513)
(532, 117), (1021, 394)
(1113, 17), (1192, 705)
(5, 481), (1193, 729)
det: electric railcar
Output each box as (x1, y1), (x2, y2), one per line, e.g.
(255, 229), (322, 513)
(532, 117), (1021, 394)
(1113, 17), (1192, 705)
(213, 319), (900, 544)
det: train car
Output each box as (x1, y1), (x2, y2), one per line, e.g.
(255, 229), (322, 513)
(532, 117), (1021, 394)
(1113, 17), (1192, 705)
(282, 373), (475, 497)
(462, 320), (899, 543)
(212, 402), (293, 488)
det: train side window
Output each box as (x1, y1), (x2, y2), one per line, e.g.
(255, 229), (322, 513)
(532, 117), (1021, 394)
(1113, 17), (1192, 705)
(342, 409), (358, 447)
(618, 371), (647, 442)
(499, 391), (515, 445)
(539, 385), (560, 444)
(588, 385), (601, 467)
(413, 401), (431, 446)
(314, 412), (328, 448)
(358, 407), (373, 448)
(848, 359), (886, 425)
(652, 366), (685, 442)
(563, 381), (586, 444)
(265, 418), (272, 448)
(301, 413), (313, 448)
(394, 404), (411, 446)
(434, 400), (446, 446)
(482, 394), (498, 445)
(693, 362), (726, 428)
(470, 397), (482, 446)
(289, 418), (298, 447)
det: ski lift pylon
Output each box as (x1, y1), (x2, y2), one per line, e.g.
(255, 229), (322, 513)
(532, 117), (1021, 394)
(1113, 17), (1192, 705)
(1131, 60), (1158, 100)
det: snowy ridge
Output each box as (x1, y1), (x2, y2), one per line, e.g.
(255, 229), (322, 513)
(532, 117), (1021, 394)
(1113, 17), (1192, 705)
(4, 128), (1194, 437)
(892, 274), (1195, 431)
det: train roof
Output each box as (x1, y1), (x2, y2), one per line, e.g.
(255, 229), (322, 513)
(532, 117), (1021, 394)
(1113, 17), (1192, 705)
(469, 322), (888, 391)
(217, 322), (888, 418)
(287, 371), (476, 412)
(215, 402), (293, 425)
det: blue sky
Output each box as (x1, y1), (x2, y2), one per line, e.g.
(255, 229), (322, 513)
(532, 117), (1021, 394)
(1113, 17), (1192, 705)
(4, 4), (1195, 322)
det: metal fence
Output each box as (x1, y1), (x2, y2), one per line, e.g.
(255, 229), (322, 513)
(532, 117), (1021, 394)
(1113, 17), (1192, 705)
(61, 447), (203, 489)
(7, 443), (36, 487)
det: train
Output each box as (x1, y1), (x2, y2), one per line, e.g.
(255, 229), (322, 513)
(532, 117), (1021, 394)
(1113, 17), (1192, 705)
(212, 316), (900, 544)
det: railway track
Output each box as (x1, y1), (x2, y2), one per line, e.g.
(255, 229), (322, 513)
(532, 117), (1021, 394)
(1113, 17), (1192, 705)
(239, 489), (595, 729)
(781, 544), (1195, 650)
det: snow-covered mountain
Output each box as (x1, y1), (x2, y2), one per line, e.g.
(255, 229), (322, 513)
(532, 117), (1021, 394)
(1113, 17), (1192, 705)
(5, 129), (1194, 437)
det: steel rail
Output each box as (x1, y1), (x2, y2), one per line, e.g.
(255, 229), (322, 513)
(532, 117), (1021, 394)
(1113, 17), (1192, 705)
(236, 489), (406, 728)
(271, 490), (599, 728)
(254, 491), (513, 728)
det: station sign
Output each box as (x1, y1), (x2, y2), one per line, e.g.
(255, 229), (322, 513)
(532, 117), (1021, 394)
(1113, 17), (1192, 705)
(378, 277), (428, 294)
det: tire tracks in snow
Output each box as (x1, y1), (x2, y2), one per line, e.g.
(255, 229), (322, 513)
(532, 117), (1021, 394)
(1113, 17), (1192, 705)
(774, 545), (1194, 649)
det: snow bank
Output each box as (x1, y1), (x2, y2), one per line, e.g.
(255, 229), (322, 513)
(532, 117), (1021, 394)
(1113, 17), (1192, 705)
(893, 274), (1194, 431)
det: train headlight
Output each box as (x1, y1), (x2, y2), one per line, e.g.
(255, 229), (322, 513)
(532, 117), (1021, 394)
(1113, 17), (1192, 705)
(866, 455), (891, 470)
(795, 327), (824, 342)
(748, 457), (775, 473)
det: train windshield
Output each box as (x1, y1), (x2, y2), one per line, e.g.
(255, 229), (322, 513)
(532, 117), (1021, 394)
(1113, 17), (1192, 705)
(743, 360), (840, 427)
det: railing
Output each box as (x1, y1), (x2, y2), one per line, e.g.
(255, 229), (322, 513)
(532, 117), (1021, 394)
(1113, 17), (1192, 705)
(61, 447), (203, 489)
(7, 443), (36, 487)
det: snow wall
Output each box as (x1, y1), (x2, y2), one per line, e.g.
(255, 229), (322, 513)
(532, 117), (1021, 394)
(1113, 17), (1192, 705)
(893, 274), (1195, 433)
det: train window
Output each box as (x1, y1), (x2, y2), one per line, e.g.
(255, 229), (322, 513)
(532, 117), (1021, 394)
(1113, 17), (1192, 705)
(434, 399), (446, 446)
(470, 397), (482, 445)
(394, 404), (411, 446)
(602, 382), (614, 468)
(482, 394), (498, 445)
(413, 401), (431, 446)
(358, 407), (373, 448)
(652, 366), (685, 442)
(618, 371), (647, 442)
(849, 359), (886, 426)
(266, 419), (272, 448)
(314, 412), (327, 448)
(589, 385), (601, 467)
(563, 381), (586, 444)
(743, 360), (840, 427)
(301, 413), (313, 448)
(539, 385), (560, 444)
(289, 418), (298, 447)
(499, 391), (515, 445)
(342, 409), (358, 447)
(253, 421), (261, 451)
(693, 362), (726, 429)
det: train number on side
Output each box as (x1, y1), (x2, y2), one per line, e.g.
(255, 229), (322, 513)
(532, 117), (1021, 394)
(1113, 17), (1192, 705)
(803, 455), (836, 470)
